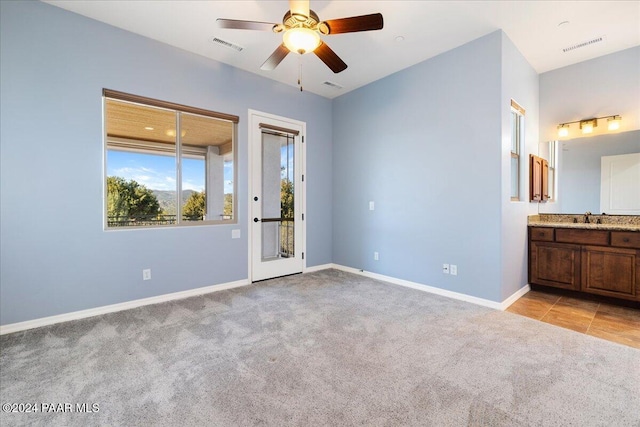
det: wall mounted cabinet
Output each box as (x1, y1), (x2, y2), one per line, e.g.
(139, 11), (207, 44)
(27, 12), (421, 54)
(529, 154), (548, 202)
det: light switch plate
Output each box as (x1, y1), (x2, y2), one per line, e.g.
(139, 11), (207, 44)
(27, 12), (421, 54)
(232, 229), (241, 239)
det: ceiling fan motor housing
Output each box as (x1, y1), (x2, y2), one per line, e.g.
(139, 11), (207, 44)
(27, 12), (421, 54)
(282, 10), (321, 31)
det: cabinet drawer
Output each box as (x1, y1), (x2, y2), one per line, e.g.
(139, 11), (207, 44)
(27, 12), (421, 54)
(611, 232), (640, 249)
(530, 227), (554, 241)
(555, 229), (609, 246)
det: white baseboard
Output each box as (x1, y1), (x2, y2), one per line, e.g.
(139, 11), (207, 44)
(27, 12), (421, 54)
(1, 266), (532, 335)
(304, 263), (334, 273)
(330, 264), (528, 311)
(501, 284), (531, 309)
(0, 279), (251, 335)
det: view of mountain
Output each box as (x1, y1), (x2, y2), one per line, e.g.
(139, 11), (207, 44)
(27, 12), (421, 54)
(152, 190), (195, 215)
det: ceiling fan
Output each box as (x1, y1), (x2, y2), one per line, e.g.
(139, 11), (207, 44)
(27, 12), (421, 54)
(217, 0), (384, 74)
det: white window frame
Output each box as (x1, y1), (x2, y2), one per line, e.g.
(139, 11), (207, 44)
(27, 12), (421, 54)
(510, 100), (525, 201)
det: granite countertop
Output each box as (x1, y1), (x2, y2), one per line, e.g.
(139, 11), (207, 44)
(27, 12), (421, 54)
(528, 214), (640, 232)
(527, 221), (640, 232)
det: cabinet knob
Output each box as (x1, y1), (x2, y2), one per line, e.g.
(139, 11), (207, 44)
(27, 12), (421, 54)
(623, 238), (630, 242)
(253, 218), (260, 223)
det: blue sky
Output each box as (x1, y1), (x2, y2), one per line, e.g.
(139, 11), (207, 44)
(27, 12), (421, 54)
(108, 142), (291, 194)
(107, 150), (234, 193)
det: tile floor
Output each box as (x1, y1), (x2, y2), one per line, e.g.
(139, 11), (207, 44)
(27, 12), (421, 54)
(507, 289), (640, 349)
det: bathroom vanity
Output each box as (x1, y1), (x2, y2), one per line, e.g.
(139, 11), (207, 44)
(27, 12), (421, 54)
(528, 214), (640, 302)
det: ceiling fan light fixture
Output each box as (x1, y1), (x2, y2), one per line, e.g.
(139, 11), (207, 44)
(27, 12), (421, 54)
(283, 27), (321, 54)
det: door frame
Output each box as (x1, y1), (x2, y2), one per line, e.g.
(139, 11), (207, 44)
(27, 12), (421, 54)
(247, 109), (307, 282)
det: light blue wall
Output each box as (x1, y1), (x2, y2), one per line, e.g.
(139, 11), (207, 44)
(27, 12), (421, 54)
(499, 33), (539, 300)
(558, 130), (640, 214)
(539, 46), (640, 142)
(0, 1), (333, 324)
(332, 32), (504, 301)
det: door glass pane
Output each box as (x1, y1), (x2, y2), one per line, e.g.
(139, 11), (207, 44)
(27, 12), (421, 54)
(261, 131), (294, 261)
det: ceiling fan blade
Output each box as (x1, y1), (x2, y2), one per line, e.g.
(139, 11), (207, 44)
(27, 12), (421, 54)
(314, 41), (347, 73)
(323, 13), (384, 34)
(260, 44), (290, 71)
(289, 0), (310, 18)
(216, 18), (277, 31)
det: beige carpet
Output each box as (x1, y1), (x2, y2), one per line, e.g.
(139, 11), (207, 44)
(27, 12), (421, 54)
(1, 269), (639, 426)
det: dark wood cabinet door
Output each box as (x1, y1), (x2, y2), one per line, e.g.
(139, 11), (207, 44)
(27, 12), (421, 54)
(582, 245), (639, 300)
(529, 155), (542, 202)
(530, 241), (581, 290)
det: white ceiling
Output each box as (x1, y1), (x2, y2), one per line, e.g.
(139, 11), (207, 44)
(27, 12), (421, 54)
(45, 1), (640, 99)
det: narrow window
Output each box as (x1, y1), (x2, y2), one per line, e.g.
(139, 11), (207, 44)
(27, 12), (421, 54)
(510, 100), (525, 201)
(103, 90), (238, 228)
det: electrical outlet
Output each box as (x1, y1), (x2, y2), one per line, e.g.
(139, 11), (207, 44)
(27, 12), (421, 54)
(143, 269), (151, 280)
(450, 264), (458, 276)
(369, 201), (375, 211)
(374, 251), (379, 261)
(442, 263), (450, 274)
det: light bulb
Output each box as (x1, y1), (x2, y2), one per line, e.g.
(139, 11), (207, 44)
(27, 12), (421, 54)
(607, 116), (621, 131)
(581, 121), (594, 134)
(283, 27), (321, 54)
(557, 125), (569, 137)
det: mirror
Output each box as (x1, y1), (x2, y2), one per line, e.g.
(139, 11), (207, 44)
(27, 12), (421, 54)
(539, 129), (640, 214)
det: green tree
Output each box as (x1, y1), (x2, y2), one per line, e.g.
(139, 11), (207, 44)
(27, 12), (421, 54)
(107, 176), (161, 220)
(281, 179), (294, 219)
(223, 193), (233, 218)
(183, 191), (206, 220)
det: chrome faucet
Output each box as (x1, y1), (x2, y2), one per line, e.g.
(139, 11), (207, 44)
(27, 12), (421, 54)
(584, 211), (592, 223)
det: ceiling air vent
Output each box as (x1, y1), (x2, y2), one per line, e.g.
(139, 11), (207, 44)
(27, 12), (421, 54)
(562, 36), (604, 53)
(211, 37), (243, 52)
(322, 81), (343, 90)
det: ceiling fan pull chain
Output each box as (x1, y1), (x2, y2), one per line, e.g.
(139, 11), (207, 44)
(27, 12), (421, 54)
(298, 61), (303, 92)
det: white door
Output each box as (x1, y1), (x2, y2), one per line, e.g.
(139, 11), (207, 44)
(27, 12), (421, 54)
(600, 153), (640, 214)
(249, 110), (305, 281)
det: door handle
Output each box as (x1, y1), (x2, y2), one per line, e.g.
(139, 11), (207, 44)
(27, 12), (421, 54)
(254, 218), (260, 223)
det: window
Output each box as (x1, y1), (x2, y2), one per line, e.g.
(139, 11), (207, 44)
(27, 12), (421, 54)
(103, 90), (238, 228)
(510, 100), (525, 201)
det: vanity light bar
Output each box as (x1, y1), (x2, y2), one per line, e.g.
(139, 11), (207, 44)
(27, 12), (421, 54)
(557, 115), (621, 137)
